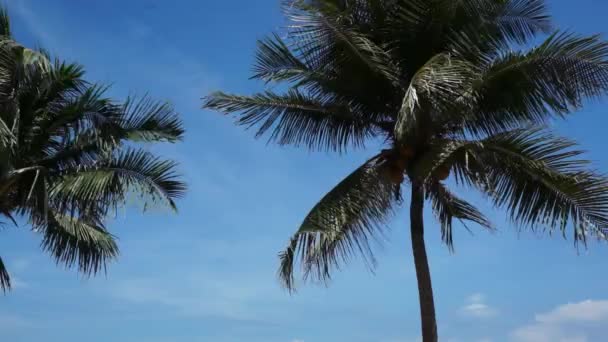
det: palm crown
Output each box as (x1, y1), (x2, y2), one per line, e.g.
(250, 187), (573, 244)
(0, 9), (185, 291)
(204, 0), (608, 340)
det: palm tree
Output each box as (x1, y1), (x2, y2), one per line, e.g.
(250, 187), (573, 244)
(204, 0), (608, 340)
(0, 8), (185, 292)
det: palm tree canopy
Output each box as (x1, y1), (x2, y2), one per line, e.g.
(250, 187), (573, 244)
(0, 9), (186, 291)
(204, 0), (608, 290)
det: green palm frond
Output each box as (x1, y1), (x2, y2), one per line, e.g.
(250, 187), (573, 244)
(459, 32), (608, 136)
(450, 128), (608, 241)
(50, 148), (185, 214)
(496, 0), (552, 43)
(0, 6), (10, 38)
(395, 53), (477, 140)
(120, 96), (184, 143)
(0, 256), (10, 292)
(252, 33), (311, 84)
(40, 212), (118, 275)
(204, 90), (377, 152)
(425, 180), (493, 250)
(465, 0), (552, 44)
(285, 1), (400, 85)
(278, 154), (400, 290)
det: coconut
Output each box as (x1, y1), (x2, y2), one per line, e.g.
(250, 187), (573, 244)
(436, 166), (450, 181)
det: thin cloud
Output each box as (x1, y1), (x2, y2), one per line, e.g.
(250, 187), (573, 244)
(511, 299), (608, 342)
(460, 293), (498, 318)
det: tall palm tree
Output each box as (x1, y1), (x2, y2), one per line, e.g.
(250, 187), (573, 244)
(0, 8), (185, 291)
(204, 0), (608, 340)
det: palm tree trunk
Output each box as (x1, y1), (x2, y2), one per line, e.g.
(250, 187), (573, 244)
(410, 182), (438, 342)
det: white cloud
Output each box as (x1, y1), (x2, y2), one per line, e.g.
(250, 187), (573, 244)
(291, 339), (304, 342)
(511, 323), (587, 342)
(535, 300), (608, 324)
(511, 300), (608, 342)
(460, 293), (497, 318)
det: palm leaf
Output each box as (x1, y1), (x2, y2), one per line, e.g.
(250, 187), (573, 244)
(0, 6), (10, 38)
(395, 53), (477, 140)
(285, 1), (400, 85)
(450, 128), (608, 242)
(459, 32), (608, 136)
(120, 95), (184, 143)
(278, 153), (400, 290)
(50, 148), (185, 215)
(425, 180), (493, 250)
(39, 212), (119, 275)
(0, 256), (10, 292)
(204, 90), (377, 152)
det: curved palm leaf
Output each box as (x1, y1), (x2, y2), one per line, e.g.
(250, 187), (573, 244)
(449, 128), (608, 241)
(39, 212), (119, 275)
(457, 32), (608, 137)
(120, 95), (184, 143)
(204, 90), (377, 152)
(278, 153), (400, 290)
(50, 148), (185, 215)
(425, 180), (493, 250)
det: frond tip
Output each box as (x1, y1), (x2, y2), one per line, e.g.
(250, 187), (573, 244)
(450, 127), (608, 243)
(0, 257), (10, 292)
(278, 154), (400, 291)
(425, 180), (493, 250)
(40, 213), (119, 275)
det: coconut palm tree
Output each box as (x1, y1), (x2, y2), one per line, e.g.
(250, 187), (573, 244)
(204, 0), (608, 340)
(0, 7), (185, 291)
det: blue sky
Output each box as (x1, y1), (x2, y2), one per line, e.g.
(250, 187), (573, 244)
(2, 0), (608, 341)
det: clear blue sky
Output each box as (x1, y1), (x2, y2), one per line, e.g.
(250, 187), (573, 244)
(2, 1), (608, 341)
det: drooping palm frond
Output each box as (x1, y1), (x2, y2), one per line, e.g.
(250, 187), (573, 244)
(50, 148), (185, 215)
(0, 256), (10, 292)
(204, 90), (378, 152)
(448, 128), (608, 242)
(425, 180), (493, 250)
(278, 154), (400, 290)
(39, 212), (119, 275)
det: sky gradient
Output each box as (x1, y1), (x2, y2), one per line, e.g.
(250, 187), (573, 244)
(2, 0), (608, 341)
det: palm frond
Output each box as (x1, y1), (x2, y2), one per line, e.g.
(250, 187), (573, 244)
(285, 1), (400, 85)
(496, 0), (552, 43)
(252, 33), (311, 84)
(50, 148), (185, 215)
(39, 212), (119, 275)
(450, 128), (608, 242)
(425, 180), (493, 250)
(0, 256), (10, 292)
(0, 6), (10, 38)
(395, 53), (476, 140)
(458, 32), (608, 136)
(278, 154), (400, 290)
(203, 90), (377, 152)
(120, 95), (184, 143)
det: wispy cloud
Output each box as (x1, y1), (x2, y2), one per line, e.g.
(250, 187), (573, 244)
(510, 299), (608, 342)
(460, 293), (498, 318)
